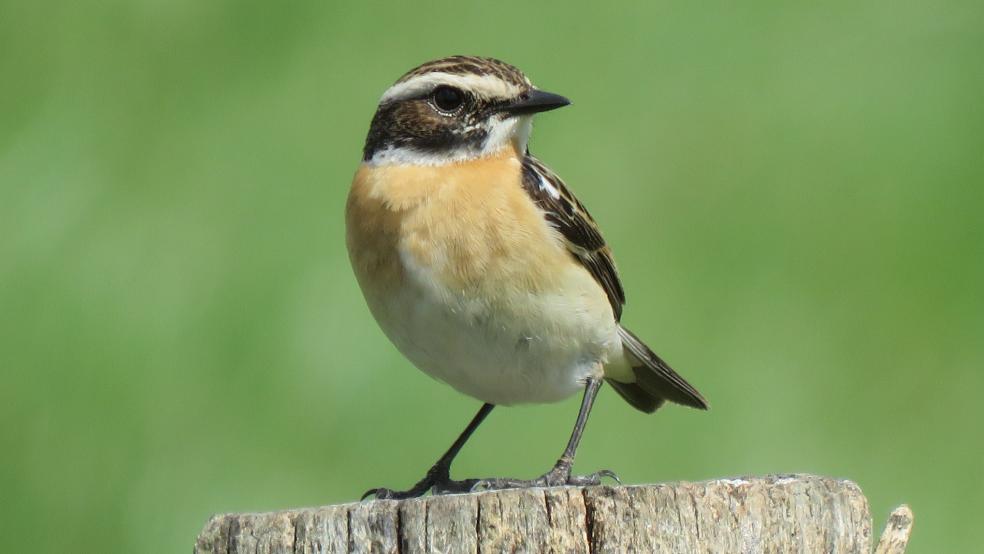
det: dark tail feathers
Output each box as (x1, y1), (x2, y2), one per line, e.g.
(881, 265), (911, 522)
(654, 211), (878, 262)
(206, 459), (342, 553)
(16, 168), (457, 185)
(607, 326), (708, 413)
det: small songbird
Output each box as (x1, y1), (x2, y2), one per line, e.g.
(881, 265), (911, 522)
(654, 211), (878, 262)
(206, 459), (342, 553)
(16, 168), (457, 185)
(346, 56), (707, 499)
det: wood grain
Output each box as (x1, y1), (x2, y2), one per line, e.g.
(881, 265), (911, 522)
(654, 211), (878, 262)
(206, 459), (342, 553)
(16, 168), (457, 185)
(196, 474), (910, 553)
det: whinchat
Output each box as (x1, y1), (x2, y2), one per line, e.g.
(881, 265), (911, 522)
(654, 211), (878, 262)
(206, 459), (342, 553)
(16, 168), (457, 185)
(346, 56), (707, 499)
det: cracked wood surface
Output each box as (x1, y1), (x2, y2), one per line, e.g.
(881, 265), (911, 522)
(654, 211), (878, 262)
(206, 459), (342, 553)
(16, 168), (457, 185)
(196, 474), (909, 553)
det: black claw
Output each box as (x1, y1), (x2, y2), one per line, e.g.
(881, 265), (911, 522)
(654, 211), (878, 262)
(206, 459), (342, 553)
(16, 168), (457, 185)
(596, 469), (621, 484)
(362, 488), (396, 500)
(361, 486), (426, 501)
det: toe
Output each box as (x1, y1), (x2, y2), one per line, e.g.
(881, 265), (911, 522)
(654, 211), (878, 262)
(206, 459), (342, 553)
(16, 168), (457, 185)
(434, 478), (478, 495)
(361, 488), (388, 500)
(594, 469), (621, 484)
(362, 487), (424, 501)
(565, 469), (619, 487)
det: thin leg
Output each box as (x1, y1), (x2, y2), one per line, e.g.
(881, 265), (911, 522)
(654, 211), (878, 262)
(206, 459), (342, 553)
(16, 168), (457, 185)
(362, 403), (494, 500)
(556, 377), (602, 468)
(472, 377), (618, 491)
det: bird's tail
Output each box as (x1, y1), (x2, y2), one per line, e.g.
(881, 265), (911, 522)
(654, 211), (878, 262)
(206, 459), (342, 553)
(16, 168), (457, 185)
(606, 325), (708, 413)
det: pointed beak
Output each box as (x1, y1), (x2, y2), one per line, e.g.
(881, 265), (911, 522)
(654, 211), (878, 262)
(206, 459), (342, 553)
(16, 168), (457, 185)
(499, 89), (571, 116)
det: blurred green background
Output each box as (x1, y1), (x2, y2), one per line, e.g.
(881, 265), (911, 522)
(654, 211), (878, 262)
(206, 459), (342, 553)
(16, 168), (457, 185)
(2, 1), (981, 552)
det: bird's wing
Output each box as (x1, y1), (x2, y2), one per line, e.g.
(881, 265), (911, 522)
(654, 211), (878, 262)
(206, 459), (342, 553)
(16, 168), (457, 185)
(521, 155), (626, 321)
(521, 155), (708, 413)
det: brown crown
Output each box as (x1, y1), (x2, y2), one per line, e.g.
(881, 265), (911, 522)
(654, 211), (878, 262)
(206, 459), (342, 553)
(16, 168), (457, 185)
(395, 55), (531, 89)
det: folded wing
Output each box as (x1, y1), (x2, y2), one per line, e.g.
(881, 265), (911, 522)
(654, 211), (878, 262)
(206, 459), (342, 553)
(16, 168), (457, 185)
(520, 155), (707, 413)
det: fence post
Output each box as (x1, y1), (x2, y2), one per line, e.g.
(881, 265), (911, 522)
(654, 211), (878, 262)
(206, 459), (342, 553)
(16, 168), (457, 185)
(195, 473), (911, 553)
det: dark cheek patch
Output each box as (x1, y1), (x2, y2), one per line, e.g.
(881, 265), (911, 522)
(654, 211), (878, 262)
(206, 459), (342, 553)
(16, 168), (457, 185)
(363, 100), (490, 160)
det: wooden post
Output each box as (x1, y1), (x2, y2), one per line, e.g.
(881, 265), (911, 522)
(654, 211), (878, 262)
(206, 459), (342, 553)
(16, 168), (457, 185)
(195, 474), (911, 553)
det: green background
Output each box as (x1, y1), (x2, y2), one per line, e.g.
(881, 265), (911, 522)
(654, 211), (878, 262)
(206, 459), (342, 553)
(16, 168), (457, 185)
(2, 1), (981, 552)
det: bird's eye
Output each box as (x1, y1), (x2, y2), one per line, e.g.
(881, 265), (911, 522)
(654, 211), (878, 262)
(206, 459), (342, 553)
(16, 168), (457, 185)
(431, 86), (464, 113)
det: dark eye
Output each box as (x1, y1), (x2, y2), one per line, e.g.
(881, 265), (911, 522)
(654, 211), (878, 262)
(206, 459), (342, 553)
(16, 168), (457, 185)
(431, 86), (464, 112)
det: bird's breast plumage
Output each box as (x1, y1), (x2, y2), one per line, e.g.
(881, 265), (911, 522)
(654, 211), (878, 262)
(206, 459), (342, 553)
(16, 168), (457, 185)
(345, 151), (620, 405)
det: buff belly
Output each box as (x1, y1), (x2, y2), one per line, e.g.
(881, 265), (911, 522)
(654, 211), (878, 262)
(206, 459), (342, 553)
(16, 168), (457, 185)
(358, 255), (618, 405)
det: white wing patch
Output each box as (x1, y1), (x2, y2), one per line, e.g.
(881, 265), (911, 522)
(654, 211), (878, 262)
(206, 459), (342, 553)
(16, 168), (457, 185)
(537, 169), (561, 199)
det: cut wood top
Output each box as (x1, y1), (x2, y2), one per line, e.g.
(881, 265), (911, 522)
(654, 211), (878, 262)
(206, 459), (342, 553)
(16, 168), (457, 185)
(196, 473), (910, 554)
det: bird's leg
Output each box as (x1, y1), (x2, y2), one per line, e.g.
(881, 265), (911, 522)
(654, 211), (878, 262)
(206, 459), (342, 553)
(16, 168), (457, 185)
(471, 377), (619, 491)
(362, 403), (494, 500)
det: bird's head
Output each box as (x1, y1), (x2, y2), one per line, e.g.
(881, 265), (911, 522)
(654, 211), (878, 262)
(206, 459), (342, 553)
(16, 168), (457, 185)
(362, 56), (570, 166)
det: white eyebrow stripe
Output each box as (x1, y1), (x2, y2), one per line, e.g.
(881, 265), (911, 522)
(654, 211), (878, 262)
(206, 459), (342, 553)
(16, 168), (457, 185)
(381, 72), (526, 103)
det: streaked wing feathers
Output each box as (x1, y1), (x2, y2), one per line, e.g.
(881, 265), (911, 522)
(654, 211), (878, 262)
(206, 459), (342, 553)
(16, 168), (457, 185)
(521, 155), (625, 320)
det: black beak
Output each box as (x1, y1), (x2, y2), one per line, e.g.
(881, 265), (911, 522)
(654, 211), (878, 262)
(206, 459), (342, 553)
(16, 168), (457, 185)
(499, 89), (571, 116)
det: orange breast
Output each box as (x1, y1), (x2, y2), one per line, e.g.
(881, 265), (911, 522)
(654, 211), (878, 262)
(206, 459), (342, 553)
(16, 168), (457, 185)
(345, 151), (571, 297)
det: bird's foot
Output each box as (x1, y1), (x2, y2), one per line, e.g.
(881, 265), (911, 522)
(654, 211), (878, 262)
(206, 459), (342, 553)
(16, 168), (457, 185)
(469, 461), (620, 492)
(361, 464), (479, 500)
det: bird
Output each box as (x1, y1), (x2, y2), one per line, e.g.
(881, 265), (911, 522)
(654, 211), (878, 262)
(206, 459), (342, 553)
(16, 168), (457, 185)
(346, 56), (707, 500)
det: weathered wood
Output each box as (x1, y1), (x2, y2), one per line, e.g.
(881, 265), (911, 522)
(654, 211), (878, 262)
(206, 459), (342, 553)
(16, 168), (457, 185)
(196, 474), (911, 553)
(874, 505), (914, 554)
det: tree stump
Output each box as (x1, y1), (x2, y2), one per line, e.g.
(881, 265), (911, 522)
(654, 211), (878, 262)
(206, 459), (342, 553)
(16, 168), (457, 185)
(195, 474), (912, 553)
